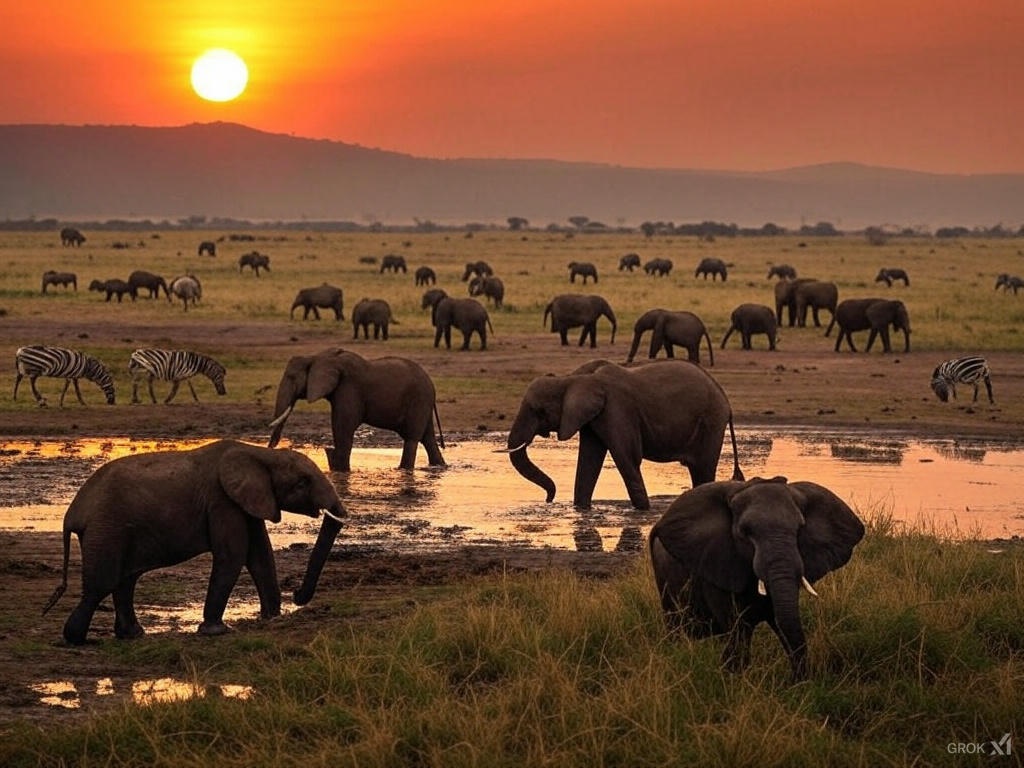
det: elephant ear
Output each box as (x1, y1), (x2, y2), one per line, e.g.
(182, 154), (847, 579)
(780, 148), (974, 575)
(306, 352), (346, 402)
(791, 481), (865, 582)
(652, 481), (752, 593)
(557, 378), (606, 440)
(219, 447), (281, 522)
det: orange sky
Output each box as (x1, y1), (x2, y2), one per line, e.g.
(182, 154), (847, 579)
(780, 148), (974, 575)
(2, 0), (1022, 174)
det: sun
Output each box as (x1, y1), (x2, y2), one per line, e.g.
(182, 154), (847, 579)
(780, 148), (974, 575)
(191, 49), (248, 102)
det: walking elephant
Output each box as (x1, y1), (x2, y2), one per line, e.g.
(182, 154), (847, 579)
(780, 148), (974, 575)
(774, 277), (818, 326)
(379, 254), (407, 274)
(543, 294), (617, 348)
(127, 270), (169, 300)
(695, 257), (728, 281)
(351, 298), (396, 340)
(503, 359), (743, 510)
(239, 252), (271, 276)
(60, 227), (86, 247)
(290, 283), (344, 320)
(618, 253), (641, 272)
(422, 289), (493, 350)
(268, 348), (446, 472)
(794, 280), (838, 327)
(42, 271), (77, 293)
(875, 268), (909, 287)
(649, 476), (864, 680)
(414, 266), (437, 286)
(568, 261), (599, 284)
(767, 264), (797, 280)
(827, 298), (911, 353)
(468, 275), (505, 308)
(720, 304), (778, 350)
(42, 439), (346, 645)
(626, 308), (714, 365)
(644, 258), (673, 277)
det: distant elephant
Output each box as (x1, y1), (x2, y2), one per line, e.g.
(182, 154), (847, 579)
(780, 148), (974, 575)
(827, 297), (911, 353)
(422, 289), (493, 350)
(543, 294), (617, 348)
(290, 283), (344, 320)
(875, 268), (909, 287)
(414, 266), (437, 286)
(568, 261), (599, 284)
(767, 264), (797, 280)
(695, 257), (728, 281)
(88, 278), (132, 303)
(268, 348), (446, 473)
(794, 280), (838, 327)
(468, 274), (505, 308)
(644, 258), (673, 277)
(649, 476), (864, 680)
(379, 254), (407, 274)
(169, 274), (202, 312)
(461, 260), (494, 281)
(41, 270), (77, 294)
(626, 308), (713, 365)
(618, 253), (641, 271)
(127, 270), (169, 300)
(198, 240), (217, 256)
(504, 359), (743, 510)
(351, 298), (396, 340)
(995, 273), (1023, 294)
(60, 227), (85, 247)
(774, 277), (819, 326)
(720, 304), (778, 350)
(42, 439), (346, 645)
(239, 251), (271, 276)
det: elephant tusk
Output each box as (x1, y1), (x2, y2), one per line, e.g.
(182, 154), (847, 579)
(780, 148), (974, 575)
(757, 579), (767, 596)
(494, 441), (528, 454)
(802, 576), (819, 598)
(268, 404), (294, 428)
(322, 508), (346, 524)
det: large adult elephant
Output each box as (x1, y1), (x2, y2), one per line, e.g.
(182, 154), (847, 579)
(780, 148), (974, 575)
(826, 298), (911, 353)
(290, 283), (344, 320)
(695, 257), (728, 281)
(127, 270), (169, 300)
(720, 303), (777, 350)
(649, 476), (864, 680)
(268, 348), (446, 472)
(422, 289), (493, 350)
(774, 277), (818, 326)
(504, 359), (743, 510)
(794, 280), (838, 328)
(42, 440), (346, 645)
(626, 308), (713, 365)
(351, 298), (396, 340)
(543, 294), (617, 348)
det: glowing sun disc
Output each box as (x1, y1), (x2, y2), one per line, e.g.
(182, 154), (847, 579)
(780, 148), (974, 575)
(191, 49), (248, 102)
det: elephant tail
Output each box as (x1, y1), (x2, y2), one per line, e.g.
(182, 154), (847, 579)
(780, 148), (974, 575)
(487, 316), (495, 335)
(41, 528), (72, 615)
(726, 412), (744, 481)
(433, 402), (446, 450)
(543, 302), (553, 328)
(703, 330), (715, 366)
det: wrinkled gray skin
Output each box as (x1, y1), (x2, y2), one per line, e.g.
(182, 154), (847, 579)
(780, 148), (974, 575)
(875, 268), (909, 287)
(720, 304), (778, 351)
(505, 359), (743, 510)
(649, 476), (864, 681)
(197, 240), (216, 256)
(461, 260), (494, 281)
(774, 277), (818, 326)
(767, 264), (797, 280)
(618, 253), (641, 271)
(239, 252), (271, 276)
(826, 298), (911, 353)
(414, 266), (436, 286)
(290, 283), (344, 320)
(543, 294), (617, 348)
(60, 227), (86, 247)
(468, 275), (505, 308)
(351, 298), (396, 340)
(42, 270), (77, 293)
(379, 254), (407, 274)
(644, 258), (673, 276)
(268, 348), (446, 472)
(43, 440), (346, 645)
(127, 270), (169, 300)
(794, 280), (838, 328)
(169, 275), (202, 312)
(422, 289), (493, 350)
(695, 257), (728, 281)
(626, 308), (713, 365)
(568, 261), (599, 284)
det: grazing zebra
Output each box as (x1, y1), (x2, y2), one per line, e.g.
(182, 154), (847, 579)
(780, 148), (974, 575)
(129, 348), (227, 404)
(14, 346), (115, 407)
(930, 356), (994, 404)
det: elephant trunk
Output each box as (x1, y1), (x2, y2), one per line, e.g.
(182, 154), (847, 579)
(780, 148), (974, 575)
(293, 513), (344, 606)
(765, 570), (808, 681)
(268, 384), (299, 448)
(506, 414), (556, 502)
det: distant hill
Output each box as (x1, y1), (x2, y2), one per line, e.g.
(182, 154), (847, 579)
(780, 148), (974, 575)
(1, 122), (1021, 229)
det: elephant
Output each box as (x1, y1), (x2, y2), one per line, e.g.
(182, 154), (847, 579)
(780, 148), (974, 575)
(42, 271), (77, 294)
(875, 268), (909, 287)
(543, 294), (617, 348)
(774, 277), (818, 327)
(695, 257), (728, 281)
(127, 270), (169, 300)
(239, 251), (271, 276)
(422, 289), (493, 350)
(794, 280), (838, 327)
(618, 253), (641, 271)
(267, 348), (446, 472)
(767, 264), (797, 280)
(198, 240), (217, 256)
(995, 273), (1023, 294)
(169, 274), (202, 311)
(504, 359), (743, 510)
(568, 261), (599, 284)
(648, 476), (864, 680)
(290, 283), (344, 320)
(626, 308), (714, 365)
(42, 439), (347, 645)
(88, 278), (132, 303)
(60, 227), (86, 247)
(826, 298), (911, 353)
(379, 254), (407, 274)
(351, 298), (396, 340)
(461, 260), (494, 281)
(644, 258), (673, 276)
(720, 304), (778, 350)
(468, 274), (505, 308)
(414, 266), (437, 286)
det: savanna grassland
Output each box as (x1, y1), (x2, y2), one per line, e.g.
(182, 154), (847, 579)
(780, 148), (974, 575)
(1, 228), (1023, 766)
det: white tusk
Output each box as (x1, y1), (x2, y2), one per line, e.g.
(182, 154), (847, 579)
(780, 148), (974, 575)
(493, 441), (528, 454)
(268, 404), (294, 428)
(801, 576), (819, 598)
(757, 579), (767, 596)
(322, 508), (346, 523)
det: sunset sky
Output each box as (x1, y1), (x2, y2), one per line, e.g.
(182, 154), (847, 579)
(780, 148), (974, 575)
(2, 1), (1021, 174)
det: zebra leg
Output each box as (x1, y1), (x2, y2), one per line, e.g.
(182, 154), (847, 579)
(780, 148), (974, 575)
(147, 375), (158, 404)
(984, 375), (995, 404)
(59, 379), (72, 407)
(29, 376), (48, 406)
(187, 380), (199, 402)
(13, 373), (23, 401)
(164, 380), (181, 404)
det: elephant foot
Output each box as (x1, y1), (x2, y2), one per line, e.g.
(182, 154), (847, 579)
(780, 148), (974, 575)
(197, 620), (233, 637)
(115, 622), (145, 640)
(259, 606), (282, 620)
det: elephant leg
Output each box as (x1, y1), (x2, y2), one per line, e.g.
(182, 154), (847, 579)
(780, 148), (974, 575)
(573, 428), (609, 509)
(607, 439), (649, 510)
(865, 329), (879, 352)
(421, 426), (446, 467)
(444, 326), (453, 349)
(64, 594), (105, 645)
(312, 307), (321, 320)
(477, 327), (487, 350)
(559, 328), (569, 345)
(811, 307), (821, 327)
(246, 521), (282, 619)
(112, 575), (145, 639)
(399, 438), (419, 470)
(721, 616), (756, 672)
(165, 380), (181, 403)
(328, 417), (357, 471)
(742, 332), (751, 350)
(199, 549), (246, 635)
(460, 329), (472, 350)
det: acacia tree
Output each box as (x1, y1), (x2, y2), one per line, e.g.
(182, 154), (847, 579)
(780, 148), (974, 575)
(568, 216), (590, 230)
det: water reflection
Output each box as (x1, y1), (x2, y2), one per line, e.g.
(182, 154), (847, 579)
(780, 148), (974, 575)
(30, 677), (254, 709)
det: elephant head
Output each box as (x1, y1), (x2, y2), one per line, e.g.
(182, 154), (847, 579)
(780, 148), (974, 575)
(268, 352), (343, 447)
(650, 476), (864, 680)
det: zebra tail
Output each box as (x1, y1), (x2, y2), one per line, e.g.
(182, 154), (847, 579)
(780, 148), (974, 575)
(42, 528), (72, 615)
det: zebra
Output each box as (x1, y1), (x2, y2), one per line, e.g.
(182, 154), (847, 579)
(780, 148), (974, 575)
(129, 348), (227, 404)
(930, 356), (994, 404)
(14, 346), (115, 407)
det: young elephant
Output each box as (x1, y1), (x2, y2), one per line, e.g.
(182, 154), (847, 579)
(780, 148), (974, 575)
(827, 298), (911, 353)
(422, 289), (493, 350)
(626, 308), (713, 365)
(290, 283), (344, 320)
(351, 298), (396, 340)
(43, 440), (346, 645)
(649, 476), (864, 680)
(720, 304), (777, 350)
(543, 294), (617, 348)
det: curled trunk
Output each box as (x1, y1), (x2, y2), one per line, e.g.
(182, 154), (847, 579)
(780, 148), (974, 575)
(293, 514), (344, 605)
(508, 441), (556, 502)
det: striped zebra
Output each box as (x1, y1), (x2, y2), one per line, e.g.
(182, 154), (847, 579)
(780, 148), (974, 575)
(129, 348), (227, 404)
(930, 356), (994, 404)
(14, 346), (115, 407)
